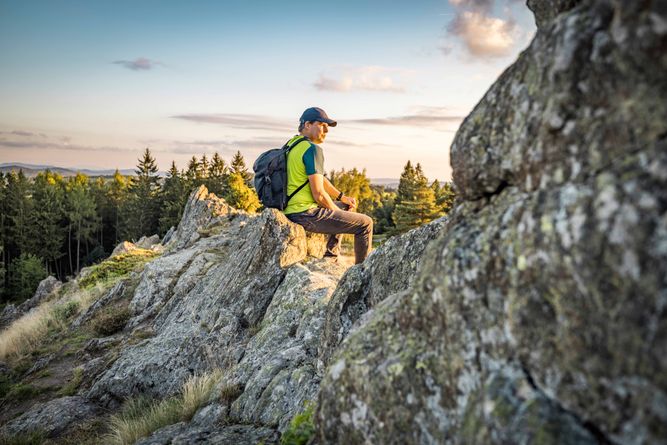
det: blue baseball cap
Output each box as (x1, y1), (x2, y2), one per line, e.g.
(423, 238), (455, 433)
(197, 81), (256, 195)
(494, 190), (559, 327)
(299, 107), (337, 127)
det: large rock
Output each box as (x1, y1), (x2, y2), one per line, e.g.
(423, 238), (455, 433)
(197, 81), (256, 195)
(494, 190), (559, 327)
(317, 1), (667, 444)
(318, 218), (446, 368)
(165, 185), (237, 250)
(219, 258), (348, 431)
(87, 198), (324, 406)
(0, 276), (61, 330)
(0, 396), (98, 438)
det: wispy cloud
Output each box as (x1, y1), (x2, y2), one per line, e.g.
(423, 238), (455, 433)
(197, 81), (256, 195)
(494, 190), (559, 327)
(347, 108), (464, 130)
(314, 66), (411, 93)
(171, 114), (292, 132)
(444, 0), (523, 58)
(0, 133), (134, 153)
(10, 130), (34, 137)
(113, 57), (162, 71)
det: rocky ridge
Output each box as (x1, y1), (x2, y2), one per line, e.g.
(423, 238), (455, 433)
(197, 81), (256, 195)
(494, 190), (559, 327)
(317, 1), (667, 444)
(0, 1), (665, 443)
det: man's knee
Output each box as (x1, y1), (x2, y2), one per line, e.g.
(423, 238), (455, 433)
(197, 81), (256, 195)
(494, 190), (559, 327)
(359, 214), (373, 233)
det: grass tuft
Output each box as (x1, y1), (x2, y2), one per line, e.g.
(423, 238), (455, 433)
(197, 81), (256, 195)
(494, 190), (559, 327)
(78, 249), (159, 289)
(0, 284), (103, 365)
(103, 369), (223, 445)
(219, 382), (244, 406)
(91, 305), (132, 337)
(280, 402), (315, 445)
(58, 367), (84, 396)
(0, 431), (45, 445)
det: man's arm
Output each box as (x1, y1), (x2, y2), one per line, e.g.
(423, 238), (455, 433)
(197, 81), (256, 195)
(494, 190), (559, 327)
(323, 177), (341, 200)
(308, 174), (338, 211)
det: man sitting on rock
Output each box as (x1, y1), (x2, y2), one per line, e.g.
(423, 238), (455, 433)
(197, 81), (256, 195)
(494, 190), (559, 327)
(283, 107), (373, 264)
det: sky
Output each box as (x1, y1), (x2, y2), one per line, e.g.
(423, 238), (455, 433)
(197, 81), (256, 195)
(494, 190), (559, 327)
(0, 0), (536, 181)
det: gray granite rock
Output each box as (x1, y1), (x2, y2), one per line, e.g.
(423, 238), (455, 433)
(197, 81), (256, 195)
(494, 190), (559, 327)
(319, 218), (446, 368)
(0, 396), (98, 438)
(87, 197), (324, 406)
(220, 258), (348, 431)
(135, 423), (279, 445)
(316, 1), (667, 444)
(0, 276), (61, 330)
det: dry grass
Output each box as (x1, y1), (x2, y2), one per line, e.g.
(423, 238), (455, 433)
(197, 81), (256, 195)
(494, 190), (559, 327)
(0, 283), (106, 365)
(104, 369), (223, 445)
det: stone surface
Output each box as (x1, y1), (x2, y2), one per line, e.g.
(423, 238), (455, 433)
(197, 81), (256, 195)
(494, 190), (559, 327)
(165, 185), (237, 251)
(135, 423), (279, 445)
(87, 195), (326, 406)
(220, 258), (348, 431)
(111, 240), (137, 257)
(316, 1), (667, 444)
(0, 276), (61, 329)
(319, 217), (446, 368)
(0, 396), (98, 438)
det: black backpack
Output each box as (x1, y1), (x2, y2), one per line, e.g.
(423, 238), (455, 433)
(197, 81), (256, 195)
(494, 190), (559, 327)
(253, 136), (310, 210)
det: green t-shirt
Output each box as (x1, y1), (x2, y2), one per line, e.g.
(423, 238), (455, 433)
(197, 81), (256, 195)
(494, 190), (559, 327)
(283, 135), (325, 215)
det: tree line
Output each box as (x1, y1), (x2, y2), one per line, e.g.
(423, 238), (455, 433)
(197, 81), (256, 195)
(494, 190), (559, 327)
(0, 149), (257, 304)
(0, 148), (454, 305)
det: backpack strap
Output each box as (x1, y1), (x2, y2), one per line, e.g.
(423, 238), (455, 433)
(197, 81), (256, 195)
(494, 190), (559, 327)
(285, 136), (310, 204)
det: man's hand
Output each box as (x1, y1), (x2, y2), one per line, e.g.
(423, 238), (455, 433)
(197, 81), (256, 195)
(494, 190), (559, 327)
(341, 195), (357, 211)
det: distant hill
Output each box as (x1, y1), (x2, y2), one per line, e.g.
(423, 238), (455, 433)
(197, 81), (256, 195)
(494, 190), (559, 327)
(0, 163), (138, 178)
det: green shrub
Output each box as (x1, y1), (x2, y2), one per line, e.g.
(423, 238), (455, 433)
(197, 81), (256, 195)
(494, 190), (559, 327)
(6, 253), (47, 303)
(78, 249), (159, 289)
(4, 383), (42, 402)
(104, 370), (223, 445)
(91, 305), (131, 336)
(58, 367), (83, 396)
(52, 300), (80, 322)
(280, 403), (315, 445)
(0, 431), (45, 445)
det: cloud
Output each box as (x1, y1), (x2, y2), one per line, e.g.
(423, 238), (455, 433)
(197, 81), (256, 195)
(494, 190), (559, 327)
(445, 0), (523, 58)
(113, 57), (161, 71)
(171, 114), (292, 132)
(0, 134), (134, 153)
(11, 130), (34, 137)
(347, 109), (464, 130)
(314, 66), (410, 93)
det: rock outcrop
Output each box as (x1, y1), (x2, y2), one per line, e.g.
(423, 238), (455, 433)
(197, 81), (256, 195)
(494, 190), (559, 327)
(88, 189), (321, 405)
(316, 1), (666, 444)
(0, 275), (61, 329)
(2, 1), (665, 443)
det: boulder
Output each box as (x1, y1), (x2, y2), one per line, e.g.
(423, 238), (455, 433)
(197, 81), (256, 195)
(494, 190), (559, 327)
(0, 276), (61, 329)
(316, 1), (667, 444)
(318, 217), (447, 368)
(87, 202), (325, 406)
(0, 396), (98, 438)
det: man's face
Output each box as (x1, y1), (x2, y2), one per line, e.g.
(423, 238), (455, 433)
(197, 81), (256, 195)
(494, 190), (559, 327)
(303, 121), (329, 144)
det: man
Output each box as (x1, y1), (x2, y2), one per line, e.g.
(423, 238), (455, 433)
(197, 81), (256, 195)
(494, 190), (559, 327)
(283, 107), (373, 264)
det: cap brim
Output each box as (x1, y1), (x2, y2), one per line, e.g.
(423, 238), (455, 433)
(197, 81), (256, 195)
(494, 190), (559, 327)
(323, 119), (337, 127)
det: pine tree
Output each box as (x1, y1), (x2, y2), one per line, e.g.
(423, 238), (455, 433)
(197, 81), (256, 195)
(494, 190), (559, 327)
(230, 151), (253, 187)
(208, 152), (228, 197)
(199, 155), (209, 179)
(224, 172), (260, 212)
(395, 161), (417, 205)
(108, 170), (129, 246)
(124, 148), (160, 240)
(7, 253), (46, 303)
(29, 170), (65, 274)
(65, 174), (99, 274)
(4, 170), (32, 264)
(185, 156), (202, 190)
(391, 161), (438, 234)
(431, 180), (456, 215)
(159, 161), (187, 234)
